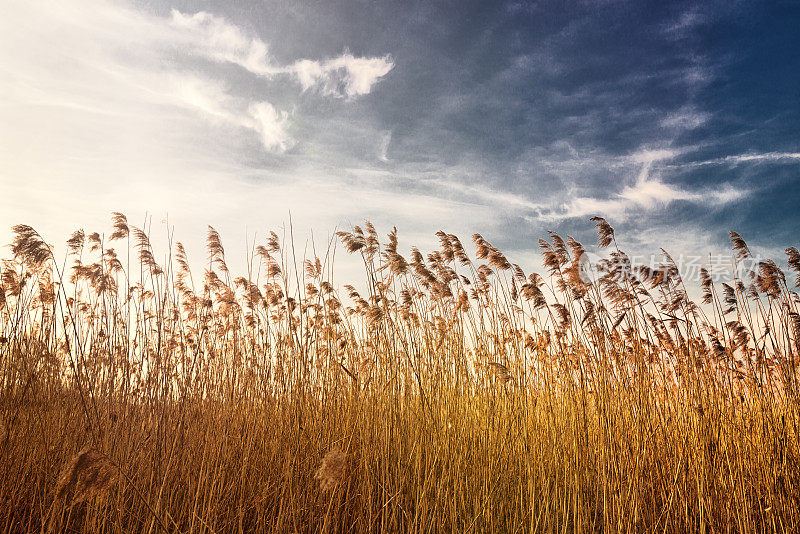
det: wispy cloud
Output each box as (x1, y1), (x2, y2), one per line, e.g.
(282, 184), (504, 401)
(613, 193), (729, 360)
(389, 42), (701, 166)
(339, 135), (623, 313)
(714, 152), (800, 165)
(168, 76), (294, 152)
(292, 55), (395, 98)
(169, 10), (276, 74)
(550, 173), (745, 220)
(665, 151), (800, 170)
(249, 102), (295, 153)
(377, 131), (392, 162)
(169, 10), (394, 98)
(343, 146), (747, 225)
(663, 9), (706, 39)
(531, 149), (748, 220)
(660, 106), (711, 131)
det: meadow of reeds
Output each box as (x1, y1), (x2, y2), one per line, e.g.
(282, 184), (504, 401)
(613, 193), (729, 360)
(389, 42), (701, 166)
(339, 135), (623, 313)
(0, 213), (798, 533)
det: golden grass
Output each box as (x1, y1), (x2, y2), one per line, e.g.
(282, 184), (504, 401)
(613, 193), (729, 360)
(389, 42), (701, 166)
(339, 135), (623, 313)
(0, 214), (798, 532)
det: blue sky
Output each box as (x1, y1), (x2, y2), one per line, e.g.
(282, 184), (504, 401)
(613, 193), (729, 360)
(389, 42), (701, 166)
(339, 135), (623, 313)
(1, 0), (798, 271)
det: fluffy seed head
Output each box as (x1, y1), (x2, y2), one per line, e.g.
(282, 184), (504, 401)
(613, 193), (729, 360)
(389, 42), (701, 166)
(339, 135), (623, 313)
(54, 446), (118, 505)
(315, 448), (347, 492)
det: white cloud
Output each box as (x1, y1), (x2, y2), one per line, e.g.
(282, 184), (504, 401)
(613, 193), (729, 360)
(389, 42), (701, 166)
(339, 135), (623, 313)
(169, 10), (277, 75)
(543, 150), (747, 220)
(554, 177), (744, 220)
(131, 68), (296, 154)
(672, 151), (800, 170)
(169, 10), (394, 99)
(293, 54), (395, 98)
(664, 10), (706, 39)
(531, 145), (800, 222)
(377, 131), (392, 162)
(629, 148), (683, 164)
(622, 161), (743, 207)
(170, 76), (249, 126)
(429, 178), (543, 211)
(660, 106), (711, 131)
(720, 152), (800, 164)
(349, 145), (749, 224)
(248, 102), (295, 153)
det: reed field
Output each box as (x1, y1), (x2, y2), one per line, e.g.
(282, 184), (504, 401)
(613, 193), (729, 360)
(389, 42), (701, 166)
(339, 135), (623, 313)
(1, 213), (799, 533)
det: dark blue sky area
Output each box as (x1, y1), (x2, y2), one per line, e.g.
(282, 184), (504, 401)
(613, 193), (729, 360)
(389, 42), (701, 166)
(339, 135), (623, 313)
(174, 0), (799, 249)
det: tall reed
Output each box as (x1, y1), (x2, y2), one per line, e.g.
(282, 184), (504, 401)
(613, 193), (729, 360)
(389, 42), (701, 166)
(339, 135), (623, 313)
(0, 215), (798, 532)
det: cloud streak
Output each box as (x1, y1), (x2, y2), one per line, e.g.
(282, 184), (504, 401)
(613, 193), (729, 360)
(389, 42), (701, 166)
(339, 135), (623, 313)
(168, 76), (294, 152)
(546, 148), (749, 220)
(552, 164), (745, 220)
(700, 152), (800, 166)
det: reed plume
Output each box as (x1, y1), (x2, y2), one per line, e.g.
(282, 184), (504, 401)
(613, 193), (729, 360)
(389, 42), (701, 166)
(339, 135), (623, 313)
(315, 448), (347, 492)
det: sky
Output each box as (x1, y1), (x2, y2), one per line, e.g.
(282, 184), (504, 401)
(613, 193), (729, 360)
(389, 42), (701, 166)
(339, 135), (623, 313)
(1, 0), (799, 280)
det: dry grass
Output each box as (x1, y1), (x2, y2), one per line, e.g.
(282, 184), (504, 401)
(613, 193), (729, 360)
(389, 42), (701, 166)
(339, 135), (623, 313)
(0, 214), (798, 532)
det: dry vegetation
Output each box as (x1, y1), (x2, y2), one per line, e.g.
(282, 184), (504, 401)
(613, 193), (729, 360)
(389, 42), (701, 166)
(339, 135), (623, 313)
(0, 213), (799, 533)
